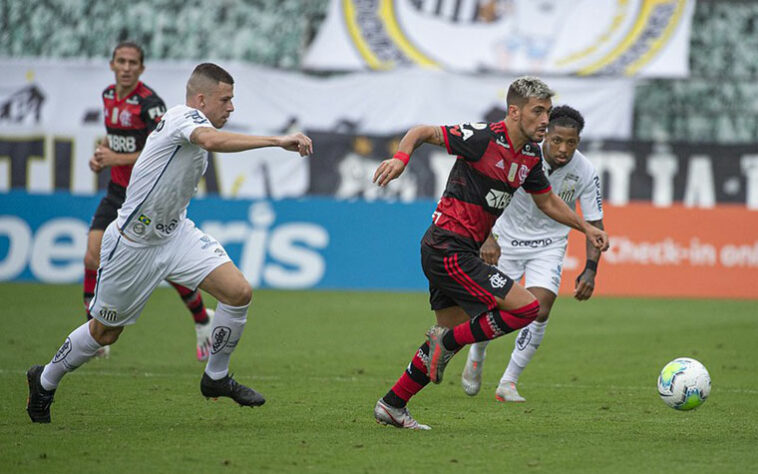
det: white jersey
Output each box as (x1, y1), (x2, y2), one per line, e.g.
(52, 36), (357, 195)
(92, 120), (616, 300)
(492, 149), (603, 254)
(116, 104), (212, 244)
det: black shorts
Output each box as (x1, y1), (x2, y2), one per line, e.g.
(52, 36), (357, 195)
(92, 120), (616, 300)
(89, 181), (126, 231)
(421, 243), (514, 318)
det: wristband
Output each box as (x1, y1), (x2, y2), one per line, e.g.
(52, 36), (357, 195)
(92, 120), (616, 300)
(584, 260), (598, 272)
(393, 151), (410, 165)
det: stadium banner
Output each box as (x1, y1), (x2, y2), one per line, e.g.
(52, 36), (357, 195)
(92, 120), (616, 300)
(307, 135), (758, 208)
(563, 203), (758, 299)
(0, 192), (432, 290)
(0, 59), (633, 196)
(2, 193), (756, 299)
(304, 0), (696, 78)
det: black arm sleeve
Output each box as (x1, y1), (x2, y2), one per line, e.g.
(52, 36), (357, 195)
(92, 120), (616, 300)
(141, 95), (167, 133)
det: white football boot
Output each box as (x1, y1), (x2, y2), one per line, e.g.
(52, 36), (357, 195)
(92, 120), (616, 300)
(374, 399), (431, 430)
(495, 381), (526, 402)
(95, 345), (110, 359)
(195, 309), (214, 362)
(461, 349), (485, 396)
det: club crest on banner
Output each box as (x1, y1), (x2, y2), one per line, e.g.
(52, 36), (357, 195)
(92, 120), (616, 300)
(306, 0), (694, 77)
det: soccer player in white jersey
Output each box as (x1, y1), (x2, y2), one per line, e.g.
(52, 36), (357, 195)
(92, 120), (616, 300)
(26, 63), (313, 423)
(460, 105), (605, 402)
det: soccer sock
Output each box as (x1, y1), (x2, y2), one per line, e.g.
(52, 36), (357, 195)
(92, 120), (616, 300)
(469, 341), (490, 361)
(169, 282), (209, 324)
(40, 322), (102, 391)
(83, 269), (98, 320)
(383, 342), (431, 408)
(442, 300), (540, 351)
(502, 320), (548, 384)
(204, 301), (248, 380)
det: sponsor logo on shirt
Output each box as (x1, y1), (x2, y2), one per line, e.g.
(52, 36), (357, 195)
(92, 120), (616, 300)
(107, 134), (137, 152)
(510, 238), (554, 248)
(485, 188), (512, 210)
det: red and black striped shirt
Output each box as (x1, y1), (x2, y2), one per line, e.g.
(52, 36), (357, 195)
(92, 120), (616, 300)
(101, 81), (166, 187)
(424, 121), (551, 251)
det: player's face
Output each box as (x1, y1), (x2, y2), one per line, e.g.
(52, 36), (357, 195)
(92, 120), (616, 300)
(516, 97), (551, 143)
(110, 47), (144, 91)
(543, 125), (580, 168)
(201, 82), (235, 128)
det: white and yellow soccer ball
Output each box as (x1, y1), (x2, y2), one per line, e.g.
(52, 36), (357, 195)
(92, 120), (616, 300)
(657, 357), (711, 410)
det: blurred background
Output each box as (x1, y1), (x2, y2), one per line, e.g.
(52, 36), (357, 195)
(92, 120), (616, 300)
(1, 0), (756, 299)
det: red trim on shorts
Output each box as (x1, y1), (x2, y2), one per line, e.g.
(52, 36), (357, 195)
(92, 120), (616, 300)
(443, 254), (496, 308)
(451, 254), (497, 307)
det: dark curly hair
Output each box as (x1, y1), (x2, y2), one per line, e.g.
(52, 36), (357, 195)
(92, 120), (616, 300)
(549, 105), (584, 134)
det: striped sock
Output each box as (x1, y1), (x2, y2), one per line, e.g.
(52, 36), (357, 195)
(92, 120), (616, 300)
(443, 300), (540, 350)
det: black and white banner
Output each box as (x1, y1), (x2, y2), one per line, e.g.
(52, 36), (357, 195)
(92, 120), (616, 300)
(307, 134), (758, 209)
(0, 59), (633, 196)
(304, 0), (696, 77)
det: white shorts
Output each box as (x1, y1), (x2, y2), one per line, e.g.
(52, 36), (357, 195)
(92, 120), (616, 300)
(497, 244), (567, 295)
(89, 219), (231, 326)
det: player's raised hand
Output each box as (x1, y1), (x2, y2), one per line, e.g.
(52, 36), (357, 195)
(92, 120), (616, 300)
(279, 132), (313, 156)
(373, 157), (406, 187)
(587, 227), (609, 251)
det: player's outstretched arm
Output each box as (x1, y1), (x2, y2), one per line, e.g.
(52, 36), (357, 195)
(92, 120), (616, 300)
(191, 128), (313, 156)
(531, 192), (609, 251)
(575, 219), (605, 301)
(373, 125), (444, 187)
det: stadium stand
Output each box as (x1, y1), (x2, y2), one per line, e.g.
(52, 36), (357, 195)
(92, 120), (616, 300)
(0, 0), (754, 142)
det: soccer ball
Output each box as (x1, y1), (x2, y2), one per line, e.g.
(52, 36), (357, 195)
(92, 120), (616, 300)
(657, 357), (711, 410)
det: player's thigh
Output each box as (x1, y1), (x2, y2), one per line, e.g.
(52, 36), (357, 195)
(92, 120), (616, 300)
(89, 224), (166, 326)
(167, 221), (246, 305)
(522, 246), (565, 296)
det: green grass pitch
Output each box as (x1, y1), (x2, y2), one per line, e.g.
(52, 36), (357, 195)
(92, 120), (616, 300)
(1, 283), (757, 473)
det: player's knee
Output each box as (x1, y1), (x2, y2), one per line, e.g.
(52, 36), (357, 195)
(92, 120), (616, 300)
(228, 281), (253, 307)
(536, 307), (550, 322)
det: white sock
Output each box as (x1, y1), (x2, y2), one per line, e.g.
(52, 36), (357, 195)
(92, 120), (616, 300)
(469, 340), (490, 362)
(40, 322), (102, 391)
(501, 320), (548, 385)
(204, 301), (249, 380)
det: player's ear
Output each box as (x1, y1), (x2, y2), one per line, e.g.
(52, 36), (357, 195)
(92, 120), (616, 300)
(507, 104), (521, 121)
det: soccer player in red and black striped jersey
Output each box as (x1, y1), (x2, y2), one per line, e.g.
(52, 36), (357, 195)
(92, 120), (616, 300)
(371, 76), (609, 430)
(84, 42), (214, 361)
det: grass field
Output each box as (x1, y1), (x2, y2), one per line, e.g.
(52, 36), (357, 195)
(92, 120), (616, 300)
(1, 283), (756, 473)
